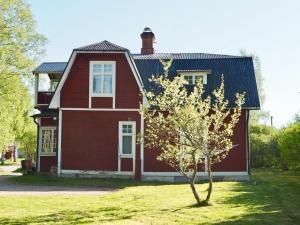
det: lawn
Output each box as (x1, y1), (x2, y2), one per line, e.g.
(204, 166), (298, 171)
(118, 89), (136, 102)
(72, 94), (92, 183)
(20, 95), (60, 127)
(1, 169), (299, 225)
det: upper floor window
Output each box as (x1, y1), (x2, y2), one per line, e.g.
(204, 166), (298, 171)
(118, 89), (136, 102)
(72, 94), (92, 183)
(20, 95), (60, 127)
(178, 70), (209, 85)
(90, 61), (115, 97)
(183, 75), (204, 85)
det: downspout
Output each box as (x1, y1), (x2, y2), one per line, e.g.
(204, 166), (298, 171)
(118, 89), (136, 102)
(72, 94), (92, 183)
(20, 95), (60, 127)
(246, 110), (251, 175)
(33, 117), (40, 172)
(55, 111), (59, 173)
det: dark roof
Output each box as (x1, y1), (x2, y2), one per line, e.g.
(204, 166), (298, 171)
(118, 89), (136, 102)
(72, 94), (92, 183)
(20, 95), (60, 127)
(133, 57), (260, 108)
(132, 53), (245, 60)
(74, 40), (128, 52)
(33, 62), (67, 74)
(32, 49), (260, 109)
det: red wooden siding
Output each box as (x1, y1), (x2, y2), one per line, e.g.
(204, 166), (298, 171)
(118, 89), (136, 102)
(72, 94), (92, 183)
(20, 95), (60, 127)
(40, 156), (56, 172)
(212, 110), (247, 171)
(144, 110), (248, 173)
(40, 117), (56, 126)
(60, 53), (141, 109)
(92, 97), (112, 108)
(61, 110), (140, 172)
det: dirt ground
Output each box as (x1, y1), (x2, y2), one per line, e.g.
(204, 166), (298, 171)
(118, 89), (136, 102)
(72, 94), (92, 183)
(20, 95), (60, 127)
(0, 163), (115, 196)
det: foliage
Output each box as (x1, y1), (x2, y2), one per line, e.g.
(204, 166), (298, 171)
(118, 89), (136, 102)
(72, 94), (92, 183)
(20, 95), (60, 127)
(249, 124), (280, 168)
(0, 0), (45, 156)
(140, 59), (244, 206)
(278, 122), (300, 170)
(2, 169), (300, 225)
(240, 50), (269, 124)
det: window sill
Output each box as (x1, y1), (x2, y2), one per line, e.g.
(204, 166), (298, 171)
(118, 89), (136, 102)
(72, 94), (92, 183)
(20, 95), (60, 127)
(120, 154), (133, 158)
(91, 94), (113, 98)
(40, 153), (56, 156)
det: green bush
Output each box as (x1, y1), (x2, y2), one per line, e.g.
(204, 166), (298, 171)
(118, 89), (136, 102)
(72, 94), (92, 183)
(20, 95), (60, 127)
(250, 124), (280, 168)
(278, 122), (300, 170)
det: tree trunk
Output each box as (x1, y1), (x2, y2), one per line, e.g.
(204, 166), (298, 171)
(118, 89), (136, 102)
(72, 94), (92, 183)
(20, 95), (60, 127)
(13, 142), (17, 162)
(205, 157), (213, 204)
(189, 154), (202, 206)
(190, 173), (201, 206)
(1, 151), (4, 165)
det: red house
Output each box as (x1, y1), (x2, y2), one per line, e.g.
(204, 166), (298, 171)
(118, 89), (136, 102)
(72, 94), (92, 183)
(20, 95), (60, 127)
(32, 28), (259, 181)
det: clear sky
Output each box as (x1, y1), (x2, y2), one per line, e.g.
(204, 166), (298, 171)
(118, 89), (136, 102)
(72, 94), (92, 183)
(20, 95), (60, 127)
(29, 0), (300, 127)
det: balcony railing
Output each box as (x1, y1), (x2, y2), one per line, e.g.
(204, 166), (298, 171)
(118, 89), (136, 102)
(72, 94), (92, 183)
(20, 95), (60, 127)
(37, 91), (54, 105)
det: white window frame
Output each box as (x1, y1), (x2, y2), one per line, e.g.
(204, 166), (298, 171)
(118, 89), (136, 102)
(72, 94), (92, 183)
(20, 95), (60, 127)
(40, 126), (56, 156)
(118, 121), (136, 158)
(89, 61), (116, 98)
(181, 72), (208, 85)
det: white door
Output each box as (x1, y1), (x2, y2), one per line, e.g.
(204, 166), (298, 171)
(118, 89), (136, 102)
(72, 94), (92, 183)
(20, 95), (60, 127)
(118, 121), (136, 172)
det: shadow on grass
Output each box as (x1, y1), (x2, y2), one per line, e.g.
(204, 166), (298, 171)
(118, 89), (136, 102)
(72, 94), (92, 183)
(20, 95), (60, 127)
(0, 207), (137, 225)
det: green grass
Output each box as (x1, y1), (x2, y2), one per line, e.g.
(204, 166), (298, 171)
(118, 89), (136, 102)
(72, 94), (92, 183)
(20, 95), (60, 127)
(1, 169), (299, 225)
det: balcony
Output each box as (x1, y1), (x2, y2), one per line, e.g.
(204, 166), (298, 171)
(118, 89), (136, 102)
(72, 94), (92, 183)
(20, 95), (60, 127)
(37, 91), (54, 105)
(34, 72), (61, 107)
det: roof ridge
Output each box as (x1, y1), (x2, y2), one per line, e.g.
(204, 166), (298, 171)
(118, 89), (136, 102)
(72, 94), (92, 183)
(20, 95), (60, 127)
(74, 40), (128, 51)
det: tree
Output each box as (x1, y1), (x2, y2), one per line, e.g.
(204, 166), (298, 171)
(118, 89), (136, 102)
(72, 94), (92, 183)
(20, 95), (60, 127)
(141, 60), (245, 206)
(0, 0), (46, 159)
(249, 124), (280, 168)
(240, 50), (269, 124)
(278, 122), (300, 171)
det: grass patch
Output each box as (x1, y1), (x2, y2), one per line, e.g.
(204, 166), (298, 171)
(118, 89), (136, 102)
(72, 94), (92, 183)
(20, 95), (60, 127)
(1, 169), (299, 225)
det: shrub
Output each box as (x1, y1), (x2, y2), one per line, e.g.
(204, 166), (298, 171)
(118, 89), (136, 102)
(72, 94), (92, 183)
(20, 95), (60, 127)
(278, 122), (300, 170)
(250, 124), (280, 168)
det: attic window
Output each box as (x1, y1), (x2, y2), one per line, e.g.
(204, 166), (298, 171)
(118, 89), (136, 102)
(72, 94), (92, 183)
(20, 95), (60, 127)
(90, 61), (115, 97)
(183, 75), (204, 85)
(178, 71), (209, 85)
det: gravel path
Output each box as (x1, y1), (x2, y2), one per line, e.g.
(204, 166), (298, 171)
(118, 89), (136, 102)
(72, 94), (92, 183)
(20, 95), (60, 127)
(0, 163), (115, 196)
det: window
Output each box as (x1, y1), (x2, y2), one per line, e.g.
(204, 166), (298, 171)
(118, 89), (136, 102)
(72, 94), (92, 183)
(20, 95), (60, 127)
(90, 61), (115, 96)
(183, 74), (204, 85)
(41, 127), (56, 154)
(119, 122), (136, 156)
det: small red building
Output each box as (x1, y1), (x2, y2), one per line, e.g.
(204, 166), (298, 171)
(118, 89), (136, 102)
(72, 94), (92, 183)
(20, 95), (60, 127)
(32, 28), (259, 181)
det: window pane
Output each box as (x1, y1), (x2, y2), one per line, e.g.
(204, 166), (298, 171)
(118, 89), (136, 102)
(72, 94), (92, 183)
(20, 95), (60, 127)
(122, 125), (128, 133)
(42, 130), (53, 153)
(103, 75), (112, 94)
(127, 125), (132, 133)
(53, 130), (57, 152)
(93, 75), (102, 93)
(184, 76), (193, 85)
(93, 64), (102, 73)
(122, 136), (132, 154)
(104, 64), (112, 73)
(195, 75), (203, 84)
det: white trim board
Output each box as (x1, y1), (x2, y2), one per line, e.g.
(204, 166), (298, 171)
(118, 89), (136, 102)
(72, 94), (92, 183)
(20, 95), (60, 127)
(61, 108), (139, 111)
(61, 169), (134, 176)
(142, 171), (248, 176)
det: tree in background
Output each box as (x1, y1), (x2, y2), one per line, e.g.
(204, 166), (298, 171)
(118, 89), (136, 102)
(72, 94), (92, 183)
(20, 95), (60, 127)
(240, 50), (269, 124)
(279, 122), (300, 171)
(141, 60), (244, 206)
(0, 0), (46, 160)
(249, 124), (280, 168)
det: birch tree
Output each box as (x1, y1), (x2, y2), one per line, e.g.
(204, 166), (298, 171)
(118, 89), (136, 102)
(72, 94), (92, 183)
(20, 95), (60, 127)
(140, 60), (245, 206)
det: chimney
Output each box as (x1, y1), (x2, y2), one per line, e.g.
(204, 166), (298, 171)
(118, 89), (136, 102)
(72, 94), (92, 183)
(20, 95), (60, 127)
(140, 27), (155, 54)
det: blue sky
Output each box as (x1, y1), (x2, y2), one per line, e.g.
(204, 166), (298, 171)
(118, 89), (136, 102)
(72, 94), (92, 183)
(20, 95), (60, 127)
(29, 0), (300, 127)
